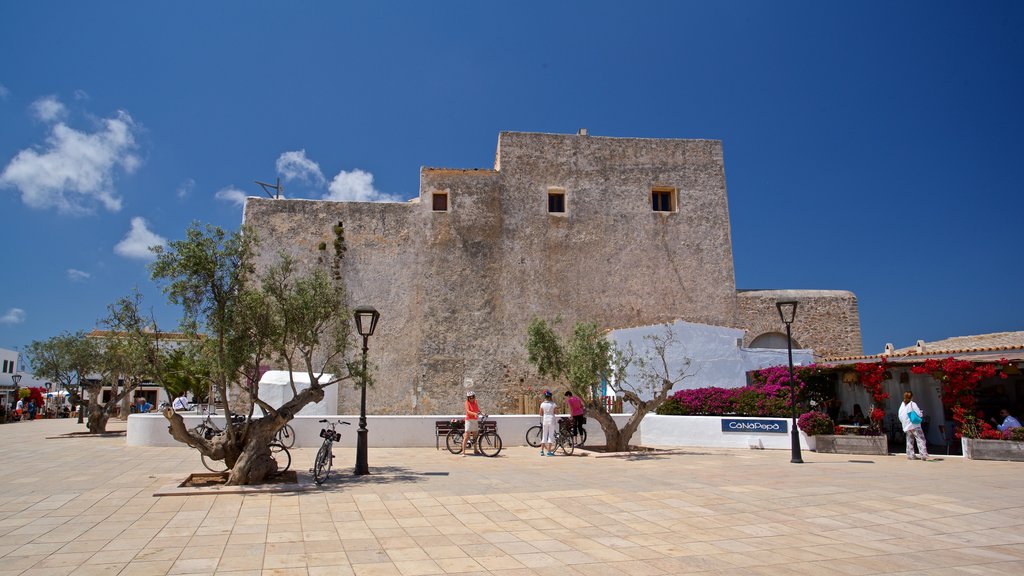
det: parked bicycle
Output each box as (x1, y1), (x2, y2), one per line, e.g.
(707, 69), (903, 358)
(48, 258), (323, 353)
(446, 415), (502, 457)
(527, 416), (586, 448)
(312, 419), (351, 485)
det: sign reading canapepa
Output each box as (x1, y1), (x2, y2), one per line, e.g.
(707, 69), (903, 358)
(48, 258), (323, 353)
(721, 418), (788, 434)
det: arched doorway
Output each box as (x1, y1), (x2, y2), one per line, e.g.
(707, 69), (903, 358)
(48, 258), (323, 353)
(749, 331), (801, 350)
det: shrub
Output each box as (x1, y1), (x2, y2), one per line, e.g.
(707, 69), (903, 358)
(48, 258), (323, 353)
(668, 387), (738, 415)
(655, 398), (687, 416)
(798, 411), (834, 436)
(1007, 427), (1024, 442)
(734, 385), (789, 417)
(980, 428), (1004, 440)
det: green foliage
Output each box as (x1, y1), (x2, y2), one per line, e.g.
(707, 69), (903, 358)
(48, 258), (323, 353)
(149, 223), (257, 405)
(565, 322), (612, 397)
(733, 386), (790, 417)
(655, 398), (687, 415)
(526, 317), (615, 398)
(798, 411), (835, 436)
(26, 331), (100, 390)
(526, 317), (564, 380)
(159, 346), (210, 399)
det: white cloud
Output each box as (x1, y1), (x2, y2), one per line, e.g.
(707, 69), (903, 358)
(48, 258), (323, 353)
(325, 169), (401, 202)
(0, 110), (140, 215)
(67, 269), (91, 282)
(114, 217), (166, 260)
(176, 178), (195, 199)
(30, 95), (67, 123)
(276, 150), (325, 187)
(0, 84), (9, 99)
(215, 186), (248, 207)
(0, 308), (26, 325)
(73, 89), (89, 101)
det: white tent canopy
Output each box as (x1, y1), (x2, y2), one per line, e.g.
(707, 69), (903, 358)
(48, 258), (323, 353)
(256, 371), (338, 416)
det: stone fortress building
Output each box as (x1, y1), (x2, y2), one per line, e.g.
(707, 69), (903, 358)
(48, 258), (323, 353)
(243, 131), (862, 414)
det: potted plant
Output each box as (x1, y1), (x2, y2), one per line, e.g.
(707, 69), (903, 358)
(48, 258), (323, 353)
(802, 410), (887, 455)
(960, 413), (1024, 461)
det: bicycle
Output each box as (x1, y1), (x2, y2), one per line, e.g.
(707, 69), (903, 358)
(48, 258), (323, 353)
(527, 417), (586, 448)
(446, 415), (502, 457)
(311, 419), (351, 485)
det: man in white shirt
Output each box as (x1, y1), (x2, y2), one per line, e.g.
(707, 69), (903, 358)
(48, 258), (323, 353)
(993, 408), (1022, 432)
(172, 391), (190, 411)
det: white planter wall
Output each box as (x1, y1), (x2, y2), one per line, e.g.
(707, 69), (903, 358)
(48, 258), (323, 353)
(128, 412), (815, 450)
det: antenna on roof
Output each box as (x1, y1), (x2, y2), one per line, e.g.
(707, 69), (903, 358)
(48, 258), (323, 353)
(255, 177), (283, 199)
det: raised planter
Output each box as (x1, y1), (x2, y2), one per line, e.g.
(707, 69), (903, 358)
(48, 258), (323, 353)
(962, 438), (1024, 461)
(813, 434), (887, 455)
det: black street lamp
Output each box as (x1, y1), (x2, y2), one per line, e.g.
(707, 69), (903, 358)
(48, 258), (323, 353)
(77, 379), (89, 425)
(777, 301), (803, 464)
(353, 306), (380, 476)
(10, 374), (21, 408)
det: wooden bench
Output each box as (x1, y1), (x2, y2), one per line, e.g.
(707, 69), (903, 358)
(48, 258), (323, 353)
(435, 419), (497, 449)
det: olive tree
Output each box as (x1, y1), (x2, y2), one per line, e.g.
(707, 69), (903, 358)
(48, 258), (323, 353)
(151, 222), (359, 485)
(26, 290), (163, 433)
(527, 317), (693, 451)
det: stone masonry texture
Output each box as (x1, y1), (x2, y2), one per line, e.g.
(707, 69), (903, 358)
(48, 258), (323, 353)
(242, 131), (863, 414)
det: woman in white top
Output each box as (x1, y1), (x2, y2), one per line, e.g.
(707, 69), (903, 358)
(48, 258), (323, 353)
(897, 391), (929, 461)
(539, 390), (557, 456)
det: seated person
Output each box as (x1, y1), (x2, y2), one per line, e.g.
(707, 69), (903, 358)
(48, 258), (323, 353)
(991, 408), (1022, 432)
(132, 396), (153, 413)
(171, 391), (191, 411)
(850, 403), (866, 426)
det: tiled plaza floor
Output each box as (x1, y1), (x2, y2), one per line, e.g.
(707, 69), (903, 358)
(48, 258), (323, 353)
(1, 418), (1022, 575)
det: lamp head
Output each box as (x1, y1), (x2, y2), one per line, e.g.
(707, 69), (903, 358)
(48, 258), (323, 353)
(353, 306), (380, 338)
(776, 301), (798, 325)
(11, 374), (21, 386)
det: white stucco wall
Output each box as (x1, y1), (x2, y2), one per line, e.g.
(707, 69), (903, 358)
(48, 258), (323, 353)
(258, 371), (338, 417)
(607, 320), (815, 403)
(127, 413), (632, 448)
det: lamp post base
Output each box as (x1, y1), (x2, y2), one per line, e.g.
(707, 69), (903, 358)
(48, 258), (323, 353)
(790, 428), (804, 464)
(355, 428), (369, 475)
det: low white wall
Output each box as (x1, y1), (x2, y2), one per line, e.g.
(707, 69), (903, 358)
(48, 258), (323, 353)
(127, 413), (631, 448)
(639, 414), (814, 450)
(127, 413), (817, 451)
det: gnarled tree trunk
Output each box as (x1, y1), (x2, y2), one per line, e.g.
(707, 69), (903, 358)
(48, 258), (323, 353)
(162, 384), (325, 485)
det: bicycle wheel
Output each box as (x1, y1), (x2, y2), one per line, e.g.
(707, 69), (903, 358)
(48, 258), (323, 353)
(477, 431), (503, 457)
(313, 442), (332, 485)
(525, 425), (543, 448)
(269, 442), (291, 473)
(276, 424), (296, 448)
(573, 428), (587, 446)
(446, 430), (465, 454)
(200, 453), (228, 473)
(558, 434), (574, 456)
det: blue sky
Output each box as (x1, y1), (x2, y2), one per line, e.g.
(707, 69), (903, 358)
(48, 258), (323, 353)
(1, 2), (1022, 362)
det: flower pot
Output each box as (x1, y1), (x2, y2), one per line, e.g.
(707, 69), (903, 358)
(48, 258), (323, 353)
(812, 434), (887, 455)
(961, 438), (1024, 461)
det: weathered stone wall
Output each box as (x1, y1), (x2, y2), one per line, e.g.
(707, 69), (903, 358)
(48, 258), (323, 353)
(737, 290), (863, 359)
(243, 131), (861, 414)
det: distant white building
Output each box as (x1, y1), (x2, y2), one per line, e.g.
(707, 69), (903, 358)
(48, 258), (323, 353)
(606, 319), (814, 408)
(0, 347), (50, 407)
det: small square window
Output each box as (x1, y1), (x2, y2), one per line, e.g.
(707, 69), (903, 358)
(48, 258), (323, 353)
(651, 187), (676, 212)
(547, 188), (566, 214)
(432, 192), (448, 212)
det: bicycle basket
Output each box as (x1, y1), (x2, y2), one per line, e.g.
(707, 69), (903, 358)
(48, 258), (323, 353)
(319, 428), (342, 442)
